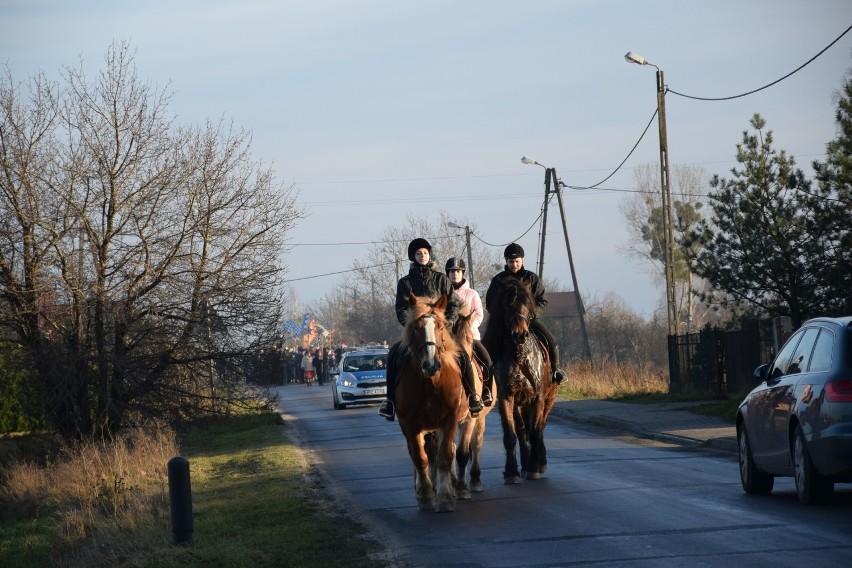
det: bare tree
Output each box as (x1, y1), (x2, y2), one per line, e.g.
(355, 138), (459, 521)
(618, 163), (715, 332)
(0, 42), (300, 438)
(581, 292), (667, 370)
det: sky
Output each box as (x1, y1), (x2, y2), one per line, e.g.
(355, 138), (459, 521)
(3, 0), (851, 319)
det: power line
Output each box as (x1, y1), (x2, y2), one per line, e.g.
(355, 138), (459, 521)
(284, 26), (850, 286)
(562, 108), (659, 192)
(668, 23), (852, 101)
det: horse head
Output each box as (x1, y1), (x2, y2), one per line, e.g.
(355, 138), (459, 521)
(403, 293), (456, 378)
(499, 280), (535, 344)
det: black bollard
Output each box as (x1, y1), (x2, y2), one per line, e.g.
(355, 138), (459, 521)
(167, 456), (194, 546)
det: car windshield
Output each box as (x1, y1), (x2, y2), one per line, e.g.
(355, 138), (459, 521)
(344, 354), (386, 372)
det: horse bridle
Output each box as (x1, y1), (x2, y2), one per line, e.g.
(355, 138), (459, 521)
(413, 314), (445, 355)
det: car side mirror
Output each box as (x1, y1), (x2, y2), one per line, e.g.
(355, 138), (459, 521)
(753, 364), (769, 383)
(330, 368), (339, 377)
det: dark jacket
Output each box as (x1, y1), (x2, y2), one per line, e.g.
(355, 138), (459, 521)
(395, 261), (459, 326)
(485, 265), (548, 318)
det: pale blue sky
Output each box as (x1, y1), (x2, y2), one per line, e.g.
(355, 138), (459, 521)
(3, 1), (851, 317)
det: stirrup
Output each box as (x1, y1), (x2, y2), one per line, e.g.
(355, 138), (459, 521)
(552, 369), (566, 385)
(481, 386), (493, 406)
(378, 400), (395, 421)
(468, 394), (484, 417)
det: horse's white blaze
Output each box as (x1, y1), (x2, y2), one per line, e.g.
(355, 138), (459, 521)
(423, 315), (438, 364)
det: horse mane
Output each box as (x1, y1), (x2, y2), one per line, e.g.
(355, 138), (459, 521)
(400, 294), (460, 361)
(482, 278), (535, 347)
(453, 310), (475, 352)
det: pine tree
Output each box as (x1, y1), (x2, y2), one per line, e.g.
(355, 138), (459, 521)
(690, 114), (826, 327)
(811, 74), (852, 315)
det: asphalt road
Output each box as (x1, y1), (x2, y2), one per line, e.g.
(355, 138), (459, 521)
(275, 383), (852, 568)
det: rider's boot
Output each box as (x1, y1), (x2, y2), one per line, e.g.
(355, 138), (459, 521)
(378, 346), (399, 421)
(481, 365), (494, 406)
(378, 399), (395, 421)
(550, 343), (566, 385)
(459, 349), (484, 416)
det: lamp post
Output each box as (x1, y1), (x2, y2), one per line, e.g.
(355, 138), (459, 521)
(625, 51), (677, 336)
(447, 222), (474, 289)
(521, 156), (592, 361)
(521, 156), (550, 280)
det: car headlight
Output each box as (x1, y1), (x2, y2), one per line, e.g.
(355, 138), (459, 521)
(339, 377), (356, 388)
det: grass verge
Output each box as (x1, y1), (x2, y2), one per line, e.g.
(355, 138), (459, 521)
(558, 360), (740, 424)
(0, 413), (386, 568)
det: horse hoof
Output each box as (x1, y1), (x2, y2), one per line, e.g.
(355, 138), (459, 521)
(470, 481), (484, 493)
(525, 471), (541, 480)
(434, 500), (456, 513)
(457, 489), (471, 500)
(504, 475), (522, 485)
(417, 499), (433, 511)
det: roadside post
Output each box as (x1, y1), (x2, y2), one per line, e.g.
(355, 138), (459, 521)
(168, 456), (194, 546)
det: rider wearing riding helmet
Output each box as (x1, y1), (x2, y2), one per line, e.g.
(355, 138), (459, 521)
(445, 256), (494, 406)
(378, 238), (486, 421)
(485, 243), (566, 384)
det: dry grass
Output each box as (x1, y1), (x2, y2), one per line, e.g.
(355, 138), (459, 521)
(1, 413), (386, 568)
(0, 425), (177, 566)
(560, 359), (669, 400)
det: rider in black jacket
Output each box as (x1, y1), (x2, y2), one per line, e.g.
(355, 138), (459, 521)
(485, 243), (566, 384)
(378, 238), (487, 421)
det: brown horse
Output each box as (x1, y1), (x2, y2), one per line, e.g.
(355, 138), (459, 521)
(395, 293), (467, 512)
(451, 308), (495, 499)
(482, 278), (558, 484)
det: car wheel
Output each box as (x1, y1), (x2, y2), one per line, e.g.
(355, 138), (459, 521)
(793, 425), (834, 505)
(738, 426), (774, 494)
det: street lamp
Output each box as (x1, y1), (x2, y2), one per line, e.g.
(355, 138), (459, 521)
(625, 51), (677, 336)
(522, 156), (549, 279)
(447, 222), (474, 289)
(521, 156), (592, 361)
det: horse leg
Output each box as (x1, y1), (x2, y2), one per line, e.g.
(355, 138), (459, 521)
(526, 391), (556, 479)
(405, 431), (434, 510)
(433, 424), (458, 512)
(524, 418), (547, 480)
(425, 432), (437, 483)
(516, 405), (532, 477)
(454, 418), (474, 499)
(469, 415), (485, 493)
(499, 396), (522, 484)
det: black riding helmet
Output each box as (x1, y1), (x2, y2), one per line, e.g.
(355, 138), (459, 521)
(445, 257), (466, 274)
(504, 243), (525, 259)
(407, 238), (432, 262)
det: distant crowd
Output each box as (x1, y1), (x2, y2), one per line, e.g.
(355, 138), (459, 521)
(282, 346), (341, 385)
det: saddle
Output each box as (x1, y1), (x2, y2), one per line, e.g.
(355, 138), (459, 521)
(530, 330), (553, 371)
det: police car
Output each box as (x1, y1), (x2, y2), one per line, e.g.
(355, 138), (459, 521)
(331, 347), (388, 410)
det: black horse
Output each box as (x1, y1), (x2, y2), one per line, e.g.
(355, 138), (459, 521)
(482, 278), (558, 483)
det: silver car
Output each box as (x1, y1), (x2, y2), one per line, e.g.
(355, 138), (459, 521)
(736, 316), (852, 504)
(331, 347), (388, 410)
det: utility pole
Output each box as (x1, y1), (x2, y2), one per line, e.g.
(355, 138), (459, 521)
(448, 222), (475, 289)
(551, 169), (592, 361)
(656, 66), (677, 336)
(538, 168), (551, 280)
(522, 157), (592, 362)
(625, 51), (677, 336)
(463, 225), (474, 289)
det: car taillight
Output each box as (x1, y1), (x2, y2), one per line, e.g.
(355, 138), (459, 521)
(825, 380), (852, 402)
